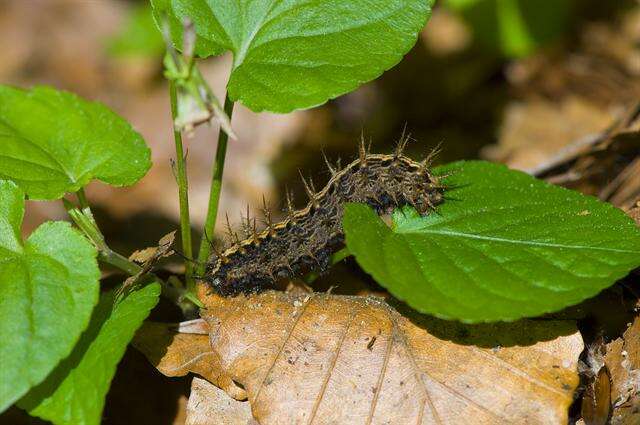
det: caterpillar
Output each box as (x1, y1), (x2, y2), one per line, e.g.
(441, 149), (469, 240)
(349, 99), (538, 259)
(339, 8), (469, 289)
(204, 136), (448, 296)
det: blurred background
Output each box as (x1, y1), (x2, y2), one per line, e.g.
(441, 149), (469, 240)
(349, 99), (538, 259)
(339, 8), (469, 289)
(1, 0), (639, 423)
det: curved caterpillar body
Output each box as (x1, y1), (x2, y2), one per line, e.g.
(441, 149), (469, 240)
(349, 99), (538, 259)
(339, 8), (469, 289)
(204, 140), (447, 296)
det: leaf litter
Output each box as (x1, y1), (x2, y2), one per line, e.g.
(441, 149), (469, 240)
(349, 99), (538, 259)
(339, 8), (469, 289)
(137, 289), (584, 424)
(604, 312), (640, 424)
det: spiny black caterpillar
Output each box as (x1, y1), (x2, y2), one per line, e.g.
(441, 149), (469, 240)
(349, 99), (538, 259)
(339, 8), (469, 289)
(204, 136), (448, 296)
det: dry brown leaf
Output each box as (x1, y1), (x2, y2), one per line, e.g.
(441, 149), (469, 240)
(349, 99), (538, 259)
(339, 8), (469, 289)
(487, 97), (640, 209)
(580, 339), (611, 425)
(629, 212), (640, 228)
(186, 377), (254, 425)
(129, 231), (176, 264)
(485, 96), (615, 172)
(133, 320), (247, 401)
(605, 315), (640, 424)
(604, 157), (640, 210)
(132, 321), (214, 379)
(533, 108), (640, 210)
(582, 367), (611, 425)
(199, 291), (583, 424)
(628, 202), (640, 225)
(120, 231), (175, 293)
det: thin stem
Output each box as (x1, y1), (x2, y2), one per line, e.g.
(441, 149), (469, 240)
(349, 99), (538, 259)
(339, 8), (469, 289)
(67, 196), (107, 252)
(196, 93), (235, 273)
(66, 197), (139, 275)
(182, 290), (204, 307)
(100, 250), (141, 275)
(170, 81), (195, 292)
(304, 247), (352, 284)
(76, 188), (90, 210)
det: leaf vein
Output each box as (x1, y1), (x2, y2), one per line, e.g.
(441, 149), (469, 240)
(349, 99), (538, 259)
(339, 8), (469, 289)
(417, 229), (638, 254)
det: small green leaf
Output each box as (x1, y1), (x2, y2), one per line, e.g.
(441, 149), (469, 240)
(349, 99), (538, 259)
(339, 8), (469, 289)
(19, 283), (161, 425)
(0, 85), (151, 200)
(344, 161), (640, 323)
(152, 0), (433, 112)
(0, 180), (100, 412)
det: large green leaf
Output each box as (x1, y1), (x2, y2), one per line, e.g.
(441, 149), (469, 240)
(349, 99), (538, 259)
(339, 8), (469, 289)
(344, 161), (640, 323)
(19, 283), (161, 425)
(0, 85), (151, 200)
(152, 0), (433, 112)
(0, 180), (100, 412)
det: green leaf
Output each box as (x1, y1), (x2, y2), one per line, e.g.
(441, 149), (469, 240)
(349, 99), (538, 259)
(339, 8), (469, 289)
(151, 0), (222, 59)
(0, 180), (100, 412)
(0, 85), (151, 200)
(445, 0), (574, 57)
(344, 161), (640, 323)
(19, 283), (161, 425)
(152, 0), (433, 112)
(107, 4), (165, 58)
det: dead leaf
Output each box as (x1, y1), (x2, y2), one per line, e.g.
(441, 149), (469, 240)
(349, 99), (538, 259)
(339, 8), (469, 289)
(129, 231), (176, 264)
(488, 97), (640, 209)
(582, 366), (611, 425)
(128, 247), (159, 264)
(605, 314), (640, 424)
(627, 202), (640, 225)
(603, 157), (640, 210)
(485, 96), (616, 172)
(132, 321), (213, 379)
(120, 231), (175, 293)
(532, 105), (640, 210)
(580, 338), (611, 425)
(533, 105), (640, 179)
(199, 291), (583, 424)
(186, 377), (254, 425)
(132, 320), (247, 401)
(174, 318), (211, 335)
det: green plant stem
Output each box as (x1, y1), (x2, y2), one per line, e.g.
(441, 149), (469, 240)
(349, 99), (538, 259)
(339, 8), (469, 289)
(75, 189), (135, 274)
(304, 247), (352, 284)
(196, 93), (235, 272)
(64, 197), (203, 309)
(101, 250), (141, 275)
(77, 188), (90, 210)
(67, 197), (141, 276)
(169, 81), (195, 292)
